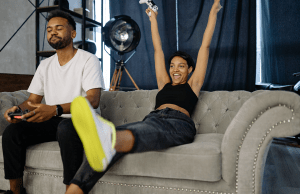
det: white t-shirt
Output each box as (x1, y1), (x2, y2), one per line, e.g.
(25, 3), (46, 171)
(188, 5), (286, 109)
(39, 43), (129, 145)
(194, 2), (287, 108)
(28, 49), (105, 118)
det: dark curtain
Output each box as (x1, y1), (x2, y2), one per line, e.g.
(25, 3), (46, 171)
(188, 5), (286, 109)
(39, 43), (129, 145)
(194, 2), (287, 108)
(109, 0), (176, 90)
(109, 0), (256, 91)
(178, 0), (256, 91)
(261, 0), (300, 85)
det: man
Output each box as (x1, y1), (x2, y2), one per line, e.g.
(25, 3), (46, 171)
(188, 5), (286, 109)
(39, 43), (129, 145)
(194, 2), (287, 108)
(2, 10), (105, 194)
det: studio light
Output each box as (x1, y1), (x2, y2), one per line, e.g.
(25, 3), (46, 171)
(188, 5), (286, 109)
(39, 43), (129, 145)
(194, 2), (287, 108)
(102, 15), (141, 91)
(103, 15), (140, 54)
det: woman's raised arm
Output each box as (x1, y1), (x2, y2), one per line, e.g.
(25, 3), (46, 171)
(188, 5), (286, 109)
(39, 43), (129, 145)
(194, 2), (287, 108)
(147, 8), (171, 90)
(188, 0), (222, 96)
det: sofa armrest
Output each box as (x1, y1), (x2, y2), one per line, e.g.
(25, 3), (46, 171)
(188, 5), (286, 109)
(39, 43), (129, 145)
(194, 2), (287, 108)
(0, 90), (30, 135)
(221, 91), (300, 194)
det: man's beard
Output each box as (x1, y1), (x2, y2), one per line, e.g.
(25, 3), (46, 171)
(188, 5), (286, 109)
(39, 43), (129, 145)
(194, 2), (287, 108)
(48, 36), (73, 50)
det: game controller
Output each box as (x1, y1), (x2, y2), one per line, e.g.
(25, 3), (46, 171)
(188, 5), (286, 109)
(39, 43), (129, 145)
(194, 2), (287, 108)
(8, 109), (30, 120)
(139, 0), (158, 16)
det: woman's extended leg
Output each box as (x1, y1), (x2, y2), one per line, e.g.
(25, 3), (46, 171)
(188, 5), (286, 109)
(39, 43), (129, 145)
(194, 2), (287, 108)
(114, 130), (135, 152)
(66, 151), (126, 194)
(65, 129), (141, 194)
(68, 97), (196, 194)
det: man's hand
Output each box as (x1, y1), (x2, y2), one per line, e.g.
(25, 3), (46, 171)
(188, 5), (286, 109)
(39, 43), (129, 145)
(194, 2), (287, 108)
(21, 102), (56, 123)
(4, 106), (22, 123)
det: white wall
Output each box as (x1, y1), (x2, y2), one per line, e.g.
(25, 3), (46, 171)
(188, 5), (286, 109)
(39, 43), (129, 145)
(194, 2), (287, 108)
(0, 0), (36, 75)
(0, 0), (96, 75)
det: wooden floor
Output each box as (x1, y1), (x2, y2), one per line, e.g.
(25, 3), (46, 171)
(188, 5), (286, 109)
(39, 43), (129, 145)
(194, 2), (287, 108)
(0, 73), (33, 92)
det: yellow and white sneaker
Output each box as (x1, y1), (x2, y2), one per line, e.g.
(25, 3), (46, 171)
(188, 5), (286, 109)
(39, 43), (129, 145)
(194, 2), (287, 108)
(71, 96), (116, 172)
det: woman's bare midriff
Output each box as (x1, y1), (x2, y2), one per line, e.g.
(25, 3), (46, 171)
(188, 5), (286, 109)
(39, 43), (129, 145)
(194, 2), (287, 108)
(156, 104), (190, 117)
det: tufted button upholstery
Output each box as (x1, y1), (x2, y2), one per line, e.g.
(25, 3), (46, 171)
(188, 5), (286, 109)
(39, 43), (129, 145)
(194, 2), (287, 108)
(100, 90), (264, 135)
(100, 90), (158, 127)
(192, 91), (264, 134)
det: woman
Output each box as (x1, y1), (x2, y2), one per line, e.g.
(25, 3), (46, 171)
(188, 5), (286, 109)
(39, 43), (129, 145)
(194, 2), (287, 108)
(66, 1), (222, 193)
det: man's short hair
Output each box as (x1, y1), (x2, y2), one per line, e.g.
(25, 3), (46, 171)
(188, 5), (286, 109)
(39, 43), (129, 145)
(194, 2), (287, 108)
(46, 10), (76, 31)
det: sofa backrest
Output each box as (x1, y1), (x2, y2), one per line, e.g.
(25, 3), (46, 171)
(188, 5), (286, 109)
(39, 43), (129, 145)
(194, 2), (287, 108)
(100, 90), (264, 134)
(0, 90), (31, 135)
(192, 90), (264, 134)
(99, 90), (158, 127)
(0, 89), (264, 135)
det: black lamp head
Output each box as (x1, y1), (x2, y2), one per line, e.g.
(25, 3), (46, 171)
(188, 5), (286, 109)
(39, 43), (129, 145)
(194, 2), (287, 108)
(103, 15), (141, 55)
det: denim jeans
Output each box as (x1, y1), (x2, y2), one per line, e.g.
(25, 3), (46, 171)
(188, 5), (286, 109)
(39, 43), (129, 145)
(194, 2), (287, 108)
(69, 108), (196, 193)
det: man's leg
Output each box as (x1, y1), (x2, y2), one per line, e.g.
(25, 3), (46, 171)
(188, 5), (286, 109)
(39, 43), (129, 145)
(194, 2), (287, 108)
(56, 119), (84, 187)
(2, 117), (64, 194)
(8, 178), (23, 194)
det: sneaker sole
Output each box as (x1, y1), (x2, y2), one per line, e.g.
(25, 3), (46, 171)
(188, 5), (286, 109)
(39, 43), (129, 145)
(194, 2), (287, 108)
(71, 96), (116, 172)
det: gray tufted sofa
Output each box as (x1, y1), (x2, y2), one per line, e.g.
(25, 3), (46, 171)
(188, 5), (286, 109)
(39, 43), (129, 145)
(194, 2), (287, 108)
(0, 89), (300, 194)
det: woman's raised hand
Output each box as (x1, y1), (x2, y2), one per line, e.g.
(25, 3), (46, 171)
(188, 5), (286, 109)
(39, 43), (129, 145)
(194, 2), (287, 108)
(214, 0), (222, 12)
(146, 8), (158, 22)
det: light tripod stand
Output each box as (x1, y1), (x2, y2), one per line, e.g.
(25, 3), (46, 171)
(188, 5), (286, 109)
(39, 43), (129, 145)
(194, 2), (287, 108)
(109, 50), (139, 91)
(102, 15), (141, 91)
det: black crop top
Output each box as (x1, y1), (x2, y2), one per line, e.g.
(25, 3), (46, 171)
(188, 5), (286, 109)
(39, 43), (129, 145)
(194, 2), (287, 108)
(155, 83), (198, 115)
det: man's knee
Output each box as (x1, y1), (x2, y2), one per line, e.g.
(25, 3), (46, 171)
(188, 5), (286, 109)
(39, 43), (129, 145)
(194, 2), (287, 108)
(2, 123), (24, 146)
(57, 119), (77, 142)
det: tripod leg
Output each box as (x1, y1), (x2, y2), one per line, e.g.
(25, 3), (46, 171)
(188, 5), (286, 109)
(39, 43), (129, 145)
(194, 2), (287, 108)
(118, 70), (124, 88)
(124, 67), (140, 90)
(110, 68), (122, 91)
(109, 68), (118, 91)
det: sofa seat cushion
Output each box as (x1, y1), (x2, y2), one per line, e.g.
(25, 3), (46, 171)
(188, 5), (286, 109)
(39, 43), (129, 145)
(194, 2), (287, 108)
(0, 133), (223, 182)
(107, 133), (223, 182)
